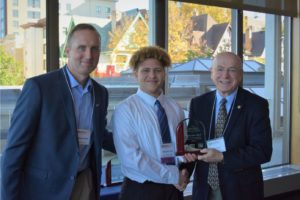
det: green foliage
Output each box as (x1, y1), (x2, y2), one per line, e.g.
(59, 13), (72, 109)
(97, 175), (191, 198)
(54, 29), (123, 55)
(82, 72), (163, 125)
(185, 50), (203, 61)
(128, 18), (148, 49)
(168, 2), (193, 63)
(0, 46), (25, 85)
(168, 2), (225, 63)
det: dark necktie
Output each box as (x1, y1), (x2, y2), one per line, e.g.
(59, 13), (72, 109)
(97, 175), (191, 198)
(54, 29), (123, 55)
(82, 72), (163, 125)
(155, 100), (171, 143)
(207, 98), (227, 190)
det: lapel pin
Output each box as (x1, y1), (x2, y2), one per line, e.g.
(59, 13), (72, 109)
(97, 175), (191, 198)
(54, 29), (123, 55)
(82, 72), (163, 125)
(96, 104), (100, 107)
(237, 105), (242, 109)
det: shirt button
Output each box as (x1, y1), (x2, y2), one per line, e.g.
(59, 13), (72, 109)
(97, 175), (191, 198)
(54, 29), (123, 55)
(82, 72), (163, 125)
(70, 175), (76, 180)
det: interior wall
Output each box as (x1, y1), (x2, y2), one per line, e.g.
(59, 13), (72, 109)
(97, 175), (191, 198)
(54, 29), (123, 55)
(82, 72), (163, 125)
(291, 17), (300, 164)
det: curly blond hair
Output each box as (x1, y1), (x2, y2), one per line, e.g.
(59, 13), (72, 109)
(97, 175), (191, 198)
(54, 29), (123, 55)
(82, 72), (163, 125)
(129, 46), (171, 70)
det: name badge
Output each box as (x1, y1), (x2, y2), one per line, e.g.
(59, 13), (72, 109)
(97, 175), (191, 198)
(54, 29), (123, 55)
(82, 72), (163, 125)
(78, 129), (91, 146)
(207, 137), (226, 152)
(160, 143), (175, 165)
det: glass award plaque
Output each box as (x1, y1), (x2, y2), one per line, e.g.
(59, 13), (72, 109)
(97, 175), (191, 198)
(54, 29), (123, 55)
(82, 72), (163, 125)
(176, 118), (207, 156)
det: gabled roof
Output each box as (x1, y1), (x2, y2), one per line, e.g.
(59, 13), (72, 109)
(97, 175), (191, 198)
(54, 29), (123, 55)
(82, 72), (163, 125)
(59, 16), (110, 57)
(202, 23), (229, 51)
(249, 31), (265, 57)
(191, 14), (216, 32)
(243, 29), (265, 57)
(94, 22), (111, 52)
(60, 9), (147, 54)
(99, 8), (148, 52)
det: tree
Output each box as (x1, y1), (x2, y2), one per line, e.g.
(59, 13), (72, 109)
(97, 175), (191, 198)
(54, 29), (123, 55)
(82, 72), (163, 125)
(0, 46), (24, 85)
(168, 2), (194, 63)
(128, 16), (148, 49)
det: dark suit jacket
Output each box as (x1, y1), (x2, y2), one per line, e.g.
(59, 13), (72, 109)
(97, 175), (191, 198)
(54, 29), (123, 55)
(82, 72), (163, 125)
(1, 67), (115, 200)
(190, 87), (272, 200)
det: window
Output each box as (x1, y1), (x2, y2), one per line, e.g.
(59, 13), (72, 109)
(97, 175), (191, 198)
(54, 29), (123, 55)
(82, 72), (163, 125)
(167, 1), (291, 169)
(43, 27), (46, 38)
(167, 1), (232, 111)
(28, 11), (40, 19)
(0, 0), (46, 173)
(0, 0), (296, 196)
(96, 6), (111, 18)
(0, 22), (4, 38)
(104, 7), (111, 18)
(96, 6), (101, 16)
(243, 11), (290, 167)
(66, 3), (71, 13)
(105, 7), (111, 15)
(13, 20), (19, 28)
(13, 0), (18, 7)
(0, 87), (22, 153)
(43, 43), (46, 54)
(28, 0), (40, 8)
(43, 59), (46, 70)
(0, 1), (5, 38)
(12, 10), (18, 18)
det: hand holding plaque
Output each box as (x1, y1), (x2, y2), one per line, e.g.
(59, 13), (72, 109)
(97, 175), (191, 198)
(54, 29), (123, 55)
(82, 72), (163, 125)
(176, 118), (206, 156)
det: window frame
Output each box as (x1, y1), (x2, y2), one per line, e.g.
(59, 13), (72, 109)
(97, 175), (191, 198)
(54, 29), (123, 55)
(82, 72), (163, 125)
(47, 0), (292, 168)
(0, 0), (297, 198)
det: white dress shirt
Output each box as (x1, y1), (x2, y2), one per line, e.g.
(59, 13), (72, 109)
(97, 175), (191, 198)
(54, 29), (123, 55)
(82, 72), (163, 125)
(111, 88), (185, 184)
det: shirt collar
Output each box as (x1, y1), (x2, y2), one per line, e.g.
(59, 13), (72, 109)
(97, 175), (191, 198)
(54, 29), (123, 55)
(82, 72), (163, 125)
(216, 88), (238, 106)
(65, 66), (92, 91)
(136, 88), (164, 107)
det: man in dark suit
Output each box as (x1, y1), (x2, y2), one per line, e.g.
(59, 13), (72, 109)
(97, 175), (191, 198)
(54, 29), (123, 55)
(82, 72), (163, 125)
(185, 52), (272, 200)
(1, 23), (115, 200)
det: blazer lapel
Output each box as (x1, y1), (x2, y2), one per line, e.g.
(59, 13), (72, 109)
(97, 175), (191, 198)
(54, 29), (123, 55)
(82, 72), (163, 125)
(204, 91), (216, 140)
(91, 80), (105, 138)
(223, 88), (246, 140)
(59, 67), (77, 134)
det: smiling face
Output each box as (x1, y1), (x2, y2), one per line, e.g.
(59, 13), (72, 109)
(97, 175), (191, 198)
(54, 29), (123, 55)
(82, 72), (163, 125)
(211, 52), (243, 97)
(134, 58), (166, 97)
(65, 29), (100, 86)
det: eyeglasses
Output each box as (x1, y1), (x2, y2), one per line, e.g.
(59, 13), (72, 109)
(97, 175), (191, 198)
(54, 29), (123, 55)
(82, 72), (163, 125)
(214, 67), (241, 75)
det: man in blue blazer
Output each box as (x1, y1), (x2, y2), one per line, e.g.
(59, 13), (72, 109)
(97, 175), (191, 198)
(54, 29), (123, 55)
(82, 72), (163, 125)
(186, 52), (272, 200)
(1, 24), (115, 200)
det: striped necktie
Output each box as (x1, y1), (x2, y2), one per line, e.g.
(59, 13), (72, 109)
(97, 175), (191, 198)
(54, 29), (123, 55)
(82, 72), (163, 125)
(155, 100), (171, 143)
(207, 98), (227, 190)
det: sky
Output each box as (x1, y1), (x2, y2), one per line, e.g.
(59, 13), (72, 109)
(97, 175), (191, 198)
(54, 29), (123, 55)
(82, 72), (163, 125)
(116, 0), (149, 12)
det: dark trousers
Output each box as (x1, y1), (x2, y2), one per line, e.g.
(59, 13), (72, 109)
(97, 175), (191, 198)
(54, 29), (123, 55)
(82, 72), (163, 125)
(119, 177), (183, 200)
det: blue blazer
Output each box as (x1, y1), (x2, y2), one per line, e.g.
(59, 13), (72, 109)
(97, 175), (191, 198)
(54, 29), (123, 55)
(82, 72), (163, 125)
(1, 67), (115, 200)
(190, 88), (272, 200)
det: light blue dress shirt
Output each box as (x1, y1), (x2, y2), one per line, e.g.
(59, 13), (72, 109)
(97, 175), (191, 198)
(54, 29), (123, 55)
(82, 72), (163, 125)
(215, 90), (237, 120)
(214, 89), (238, 137)
(65, 67), (93, 172)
